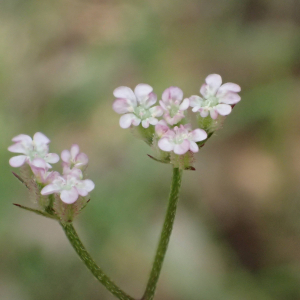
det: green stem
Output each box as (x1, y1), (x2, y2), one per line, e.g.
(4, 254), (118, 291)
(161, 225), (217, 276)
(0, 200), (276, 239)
(142, 167), (183, 300)
(60, 222), (135, 300)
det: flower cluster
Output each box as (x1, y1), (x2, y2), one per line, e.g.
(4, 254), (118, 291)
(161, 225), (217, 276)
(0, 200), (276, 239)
(112, 74), (241, 167)
(8, 134), (94, 206)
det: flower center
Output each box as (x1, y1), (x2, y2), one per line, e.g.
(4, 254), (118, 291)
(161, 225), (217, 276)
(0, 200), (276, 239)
(203, 96), (219, 108)
(134, 106), (151, 120)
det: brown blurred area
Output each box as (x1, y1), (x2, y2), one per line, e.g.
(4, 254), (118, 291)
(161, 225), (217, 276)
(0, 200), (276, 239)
(1, 0), (300, 299)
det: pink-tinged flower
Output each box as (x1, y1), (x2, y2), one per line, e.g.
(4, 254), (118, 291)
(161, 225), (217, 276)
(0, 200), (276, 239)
(158, 124), (207, 155)
(8, 132), (59, 168)
(112, 84), (163, 129)
(30, 158), (59, 185)
(189, 74), (241, 119)
(41, 169), (95, 204)
(61, 144), (88, 169)
(155, 120), (170, 138)
(159, 87), (190, 125)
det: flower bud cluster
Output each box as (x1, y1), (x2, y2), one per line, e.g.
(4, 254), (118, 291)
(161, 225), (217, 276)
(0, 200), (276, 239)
(112, 74), (241, 169)
(8, 133), (95, 221)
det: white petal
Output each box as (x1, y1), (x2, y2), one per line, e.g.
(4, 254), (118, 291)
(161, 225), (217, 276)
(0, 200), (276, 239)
(60, 187), (79, 204)
(31, 158), (47, 169)
(189, 141), (199, 153)
(9, 155), (27, 167)
(162, 86), (183, 102)
(174, 140), (190, 155)
(131, 117), (141, 126)
(190, 129), (207, 142)
(41, 183), (61, 195)
(219, 92), (241, 104)
(33, 132), (50, 144)
(200, 109), (209, 117)
(205, 74), (222, 90)
(113, 86), (136, 104)
(216, 104), (232, 116)
(70, 144), (80, 159)
(210, 109), (218, 119)
(149, 105), (163, 117)
(12, 134), (32, 143)
(134, 84), (153, 102)
(200, 83), (209, 98)
(189, 95), (203, 107)
(142, 119), (150, 128)
(179, 98), (190, 111)
(77, 179), (95, 196)
(158, 138), (174, 152)
(119, 114), (138, 128)
(112, 99), (132, 114)
(192, 106), (200, 112)
(8, 143), (26, 154)
(218, 82), (241, 94)
(45, 153), (60, 164)
(61, 150), (71, 163)
(148, 117), (158, 125)
(155, 121), (169, 137)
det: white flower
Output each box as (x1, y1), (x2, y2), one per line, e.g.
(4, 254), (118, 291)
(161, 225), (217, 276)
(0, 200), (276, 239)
(190, 74), (241, 119)
(159, 87), (189, 125)
(8, 132), (59, 168)
(112, 84), (163, 128)
(61, 144), (88, 169)
(30, 158), (59, 185)
(41, 168), (95, 204)
(157, 124), (207, 155)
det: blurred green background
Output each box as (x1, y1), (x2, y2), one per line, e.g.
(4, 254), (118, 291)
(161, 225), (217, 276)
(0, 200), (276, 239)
(1, 0), (300, 299)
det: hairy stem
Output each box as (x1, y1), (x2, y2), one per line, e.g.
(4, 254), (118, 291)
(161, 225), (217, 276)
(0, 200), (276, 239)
(60, 222), (135, 300)
(142, 167), (183, 300)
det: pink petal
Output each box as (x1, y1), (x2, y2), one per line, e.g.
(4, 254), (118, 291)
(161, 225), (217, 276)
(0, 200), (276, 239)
(158, 138), (174, 152)
(159, 100), (168, 111)
(113, 86), (136, 104)
(200, 83), (209, 98)
(219, 92), (241, 104)
(162, 86), (183, 102)
(149, 105), (163, 117)
(205, 74), (222, 90)
(119, 114), (139, 128)
(61, 149), (71, 163)
(33, 132), (50, 144)
(189, 141), (199, 153)
(41, 184), (61, 195)
(174, 140), (190, 155)
(76, 153), (88, 165)
(9, 155), (27, 167)
(134, 84), (153, 102)
(8, 143), (26, 154)
(192, 107), (200, 112)
(216, 104), (232, 116)
(70, 144), (80, 159)
(60, 187), (79, 204)
(155, 121), (169, 137)
(112, 99), (132, 114)
(218, 82), (241, 94)
(45, 153), (60, 164)
(179, 98), (190, 111)
(144, 92), (157, 108)
(12, 134), (32, 143)
(210, 109), (218, 119)
(190, 129), (207, 142)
